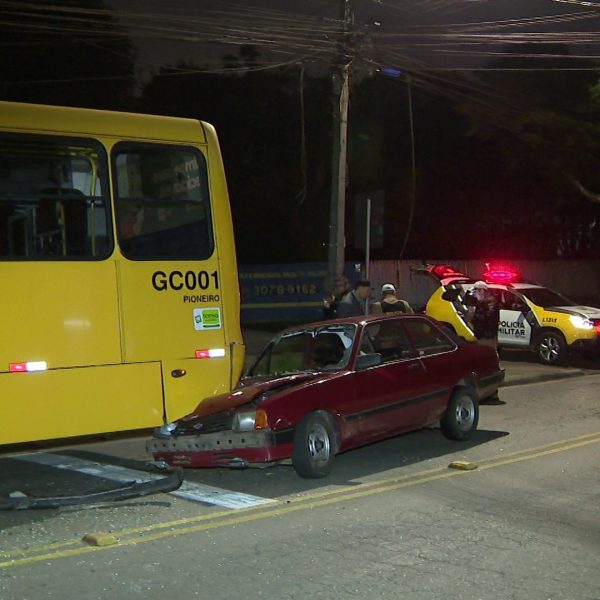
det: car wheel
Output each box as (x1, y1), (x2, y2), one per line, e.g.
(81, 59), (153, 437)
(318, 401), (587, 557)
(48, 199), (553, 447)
(535, 330), (567, 366)
(441, 388), (479, 441)
(292, 412), (335, 478)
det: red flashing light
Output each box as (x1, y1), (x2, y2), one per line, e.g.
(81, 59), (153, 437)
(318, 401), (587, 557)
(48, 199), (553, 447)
(483, 262), (521, 285)
(428, 265), (465, 279)
(195, 349), (210, 359)
(9, 362), (27, 372)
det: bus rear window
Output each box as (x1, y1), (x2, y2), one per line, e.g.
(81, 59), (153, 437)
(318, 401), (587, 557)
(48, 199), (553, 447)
(113, 143), (213, 260)
(0, 134), (111, 260)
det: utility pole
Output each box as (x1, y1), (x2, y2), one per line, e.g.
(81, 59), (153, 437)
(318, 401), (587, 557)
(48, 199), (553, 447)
(328, 0), (354, 283)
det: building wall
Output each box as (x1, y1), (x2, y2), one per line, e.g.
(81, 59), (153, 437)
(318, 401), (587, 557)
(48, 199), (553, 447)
(239, 260), (600, 323)
(369, 260), (600, 311)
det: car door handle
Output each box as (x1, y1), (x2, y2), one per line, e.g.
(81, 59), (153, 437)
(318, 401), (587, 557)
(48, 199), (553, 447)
(408, 362), (423, 370)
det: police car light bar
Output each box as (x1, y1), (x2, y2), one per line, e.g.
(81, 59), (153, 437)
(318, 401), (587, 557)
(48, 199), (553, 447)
(9, 361), (47, 373)
(483, 262), (521, 285)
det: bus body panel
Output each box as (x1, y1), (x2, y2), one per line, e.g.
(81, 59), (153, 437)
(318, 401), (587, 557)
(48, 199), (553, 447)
(0, 101), (244, 446)
(0, 101), (207, 145)
(115, 259), (224, 361)
(0, 262), (121, 369)
(203, 122), (244, 352)
(1, 362), (163, 445)
(161, 358), (232, 423)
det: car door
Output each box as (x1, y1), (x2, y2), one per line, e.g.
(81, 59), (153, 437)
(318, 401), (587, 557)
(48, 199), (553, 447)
(402, 318), (459, 427)
(347, 319), (431, 444)
(496, 289), (533, 347)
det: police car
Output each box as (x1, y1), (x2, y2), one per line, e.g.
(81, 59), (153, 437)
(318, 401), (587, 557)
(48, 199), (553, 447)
(422, 264), (600, 365)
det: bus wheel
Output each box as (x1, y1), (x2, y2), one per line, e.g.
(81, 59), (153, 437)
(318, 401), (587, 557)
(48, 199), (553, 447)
(292, 412), (335, 478)
(535, 330), (567, 366)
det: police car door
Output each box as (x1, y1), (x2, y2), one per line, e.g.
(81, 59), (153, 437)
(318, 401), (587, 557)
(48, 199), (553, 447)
(497, 290), (532, 347)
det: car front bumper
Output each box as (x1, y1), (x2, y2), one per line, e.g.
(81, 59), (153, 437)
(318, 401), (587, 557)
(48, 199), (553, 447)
(570, 335), (600, 356)
(147, 428), (294, 468)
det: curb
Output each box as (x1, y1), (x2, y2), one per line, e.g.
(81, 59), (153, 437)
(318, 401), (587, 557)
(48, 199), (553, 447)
(502, 369), (586, 388)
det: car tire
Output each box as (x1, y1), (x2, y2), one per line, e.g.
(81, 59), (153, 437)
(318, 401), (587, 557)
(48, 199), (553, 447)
(292, 412), (335, 478)
(534, 330), (567, 366)
(441, 388), (479, 441)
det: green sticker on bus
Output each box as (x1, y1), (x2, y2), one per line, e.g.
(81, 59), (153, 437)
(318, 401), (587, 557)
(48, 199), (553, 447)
(193, 307), (222, 330)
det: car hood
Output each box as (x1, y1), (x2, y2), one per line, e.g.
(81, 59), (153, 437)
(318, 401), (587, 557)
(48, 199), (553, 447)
(546, 305), (600, 320)
(183, 372), (340, 420)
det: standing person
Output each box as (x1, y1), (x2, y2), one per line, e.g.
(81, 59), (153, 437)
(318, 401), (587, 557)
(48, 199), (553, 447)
(322, 275), (351, 319)
(337, 280), (371, 318)
(375, 283), (414, 314)
(466, 281), (500, 348)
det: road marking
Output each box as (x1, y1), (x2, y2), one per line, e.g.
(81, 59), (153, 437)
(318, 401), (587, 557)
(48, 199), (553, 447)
(12, 453), (274, 510)
(2, 431), (599, 569)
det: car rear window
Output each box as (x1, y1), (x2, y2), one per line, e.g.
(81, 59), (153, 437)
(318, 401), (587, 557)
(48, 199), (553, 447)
(404, 319), (455, 356)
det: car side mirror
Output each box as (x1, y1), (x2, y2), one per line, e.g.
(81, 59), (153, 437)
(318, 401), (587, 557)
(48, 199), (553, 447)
(355, 353), (382, 371)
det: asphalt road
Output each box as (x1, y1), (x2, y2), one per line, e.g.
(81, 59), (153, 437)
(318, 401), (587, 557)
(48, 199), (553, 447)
(1, 373), (599, 600)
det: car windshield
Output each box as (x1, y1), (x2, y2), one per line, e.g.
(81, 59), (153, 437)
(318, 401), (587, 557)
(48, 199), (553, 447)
(518, 287), (575, 308)
(249, 324), (357, 377)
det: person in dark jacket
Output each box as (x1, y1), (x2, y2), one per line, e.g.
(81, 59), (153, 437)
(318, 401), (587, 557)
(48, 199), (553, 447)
(322, 275), (351, 319)
(337, 280), (371, 318)
(466, 280), (500, 347)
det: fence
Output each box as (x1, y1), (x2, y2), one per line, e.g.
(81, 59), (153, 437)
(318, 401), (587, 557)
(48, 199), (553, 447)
(240, 260), (600, 324)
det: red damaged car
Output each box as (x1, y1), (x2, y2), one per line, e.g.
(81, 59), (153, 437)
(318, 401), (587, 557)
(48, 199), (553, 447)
(148, 314), (504, 478)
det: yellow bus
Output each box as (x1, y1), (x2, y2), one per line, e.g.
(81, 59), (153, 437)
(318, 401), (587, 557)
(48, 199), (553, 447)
(0, 101), (244, 446)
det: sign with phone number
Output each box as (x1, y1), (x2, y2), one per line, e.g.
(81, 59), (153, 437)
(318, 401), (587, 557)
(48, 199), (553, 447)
(239, 263), (328, 323)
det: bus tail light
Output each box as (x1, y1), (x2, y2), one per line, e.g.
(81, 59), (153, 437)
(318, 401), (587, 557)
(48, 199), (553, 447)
(9, 361), (47, 373)
(195, 348), (226, 359)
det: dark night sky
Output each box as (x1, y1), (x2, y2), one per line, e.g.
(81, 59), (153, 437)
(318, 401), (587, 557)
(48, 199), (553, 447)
(102, 0), (600, 80)
(2, 0), (600, 262)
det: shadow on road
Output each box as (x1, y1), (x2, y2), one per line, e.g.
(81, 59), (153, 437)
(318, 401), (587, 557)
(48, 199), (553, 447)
(0, 427), (508, 530)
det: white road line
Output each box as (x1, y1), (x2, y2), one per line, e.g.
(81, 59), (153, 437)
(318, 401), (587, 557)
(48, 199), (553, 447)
(13, 453), (275, 510)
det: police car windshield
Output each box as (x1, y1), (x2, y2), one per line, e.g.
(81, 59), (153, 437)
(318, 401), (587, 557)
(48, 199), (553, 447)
(519, 287), (575, 308)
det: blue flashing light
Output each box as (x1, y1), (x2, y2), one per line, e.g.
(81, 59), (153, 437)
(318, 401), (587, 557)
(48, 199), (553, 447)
(381, 67), (402, 78)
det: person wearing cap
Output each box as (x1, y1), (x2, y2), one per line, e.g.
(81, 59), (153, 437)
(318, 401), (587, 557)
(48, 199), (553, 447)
(375, 283), (414, 314)
(466, 280), (500, 347)
(337, 279), (372, 318)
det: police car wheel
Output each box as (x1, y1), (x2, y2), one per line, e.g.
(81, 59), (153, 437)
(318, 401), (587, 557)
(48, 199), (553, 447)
(535, 330), (567, 366)
(441, 388), (479, 441)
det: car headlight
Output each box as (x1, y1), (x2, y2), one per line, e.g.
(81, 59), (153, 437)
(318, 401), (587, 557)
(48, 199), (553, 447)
(154, 422), (177, 438)
(569, 315), (594, 330)
(232, 409), (257, 432)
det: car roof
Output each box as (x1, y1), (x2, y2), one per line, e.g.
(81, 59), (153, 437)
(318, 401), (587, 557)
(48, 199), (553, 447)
(461, 282), (545, 291)
(281, 313), (428, 334)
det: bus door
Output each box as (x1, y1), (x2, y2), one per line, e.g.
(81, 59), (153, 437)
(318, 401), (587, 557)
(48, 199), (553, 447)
(0, 133), (163, 445)
(112, 142), (228, 423)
